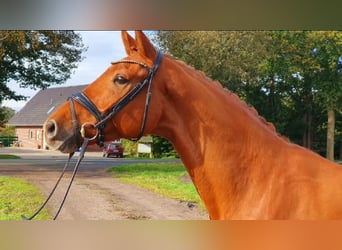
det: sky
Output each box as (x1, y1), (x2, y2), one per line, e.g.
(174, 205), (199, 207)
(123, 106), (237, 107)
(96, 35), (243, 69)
(3, 31), (128, 111)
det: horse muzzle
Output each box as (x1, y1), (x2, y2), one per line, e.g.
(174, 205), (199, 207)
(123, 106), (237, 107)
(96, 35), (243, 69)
(44, 119), (82, 153)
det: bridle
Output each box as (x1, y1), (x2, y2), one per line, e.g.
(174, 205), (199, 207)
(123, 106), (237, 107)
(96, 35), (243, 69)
(22, 51), (163, 220)
(70, 50), (163, 147)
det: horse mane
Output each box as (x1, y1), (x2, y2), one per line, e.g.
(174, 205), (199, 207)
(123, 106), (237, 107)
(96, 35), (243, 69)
(171, 55), (290, 143)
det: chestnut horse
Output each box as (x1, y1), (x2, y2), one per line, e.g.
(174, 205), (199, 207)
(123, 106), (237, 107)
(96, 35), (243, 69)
(44, 31), (342, 219)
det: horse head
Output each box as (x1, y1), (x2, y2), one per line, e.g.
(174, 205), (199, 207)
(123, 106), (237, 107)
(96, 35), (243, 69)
(44, 31), (164, 153)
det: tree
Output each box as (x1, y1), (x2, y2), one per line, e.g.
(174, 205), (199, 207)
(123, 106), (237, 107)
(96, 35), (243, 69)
(0, 106), (15, 127)
(309, 31), (342, 160)
(260, 31), (320, 148)
(0, 31), (86, 102)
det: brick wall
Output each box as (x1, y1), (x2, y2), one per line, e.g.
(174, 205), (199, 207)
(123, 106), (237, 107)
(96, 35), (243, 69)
(15, 126), (44, 149)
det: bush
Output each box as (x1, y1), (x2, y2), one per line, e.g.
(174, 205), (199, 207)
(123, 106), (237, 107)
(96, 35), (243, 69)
(152, 136), (178, 158)
(0, 126), (15, 137)
(0, 126), (16, 146)
(121, 139), (138, 157)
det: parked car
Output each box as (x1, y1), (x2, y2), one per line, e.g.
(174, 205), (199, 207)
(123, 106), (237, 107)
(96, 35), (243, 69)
(103, 141), (124, 158)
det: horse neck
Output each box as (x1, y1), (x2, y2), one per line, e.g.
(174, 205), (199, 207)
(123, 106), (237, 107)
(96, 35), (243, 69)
(152, 58), (286, 217)
(154, 58), (283, 168)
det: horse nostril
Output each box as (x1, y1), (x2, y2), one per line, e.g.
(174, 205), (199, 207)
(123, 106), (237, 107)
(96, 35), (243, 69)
(45, 120), (58, 139)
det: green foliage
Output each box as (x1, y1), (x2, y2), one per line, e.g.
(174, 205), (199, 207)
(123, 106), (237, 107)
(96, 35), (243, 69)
(152, 136), (178, 158)
(0, 126), (15, 137)
(0, 176), (49, 220)
(0, 106), (15, 127)
(0, 31), (86, 102)
(0, 126), (16, 147)
(121, 139), (138, 156)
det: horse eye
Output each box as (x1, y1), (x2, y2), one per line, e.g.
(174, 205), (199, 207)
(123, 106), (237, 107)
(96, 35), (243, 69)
(114, 75), (129, 85)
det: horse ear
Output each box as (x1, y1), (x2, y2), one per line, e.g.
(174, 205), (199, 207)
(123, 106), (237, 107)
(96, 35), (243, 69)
(121, 30), (136, 55)
(135, 30), (157, 59)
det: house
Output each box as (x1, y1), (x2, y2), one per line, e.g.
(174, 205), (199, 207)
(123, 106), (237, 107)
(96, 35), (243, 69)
(8, 85), (87, 150)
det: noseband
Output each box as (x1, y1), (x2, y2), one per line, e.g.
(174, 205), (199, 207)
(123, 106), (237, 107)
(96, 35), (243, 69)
(68, 50), (163, 147)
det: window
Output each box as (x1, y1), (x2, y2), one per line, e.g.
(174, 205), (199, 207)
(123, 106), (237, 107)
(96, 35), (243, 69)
(28, 130), (34, 139)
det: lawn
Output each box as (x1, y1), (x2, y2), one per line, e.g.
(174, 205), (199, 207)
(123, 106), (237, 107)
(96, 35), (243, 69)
(107, 163), (204, 209)
(0, 176), (50, 220)
(0, 154), (21, 159)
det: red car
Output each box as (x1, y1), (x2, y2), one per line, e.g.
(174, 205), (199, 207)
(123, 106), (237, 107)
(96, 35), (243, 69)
(102, 142), (124, 158)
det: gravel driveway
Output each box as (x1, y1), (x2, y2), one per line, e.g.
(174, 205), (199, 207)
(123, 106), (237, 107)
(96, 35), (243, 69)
(0, 148), (208, 220)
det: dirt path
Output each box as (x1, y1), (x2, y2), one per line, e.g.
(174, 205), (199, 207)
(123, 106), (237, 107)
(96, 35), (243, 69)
(14, 169), (208, 220)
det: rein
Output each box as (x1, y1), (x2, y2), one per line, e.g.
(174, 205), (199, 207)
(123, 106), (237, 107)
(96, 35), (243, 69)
(22, 132), (90, 220)
(22, 51), (163, 220)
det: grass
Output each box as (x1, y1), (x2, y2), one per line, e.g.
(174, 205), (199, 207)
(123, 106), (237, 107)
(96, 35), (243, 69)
(0, 176), (50, 220)
(107, 163), (204, 209)
(0, 154), (20, 159)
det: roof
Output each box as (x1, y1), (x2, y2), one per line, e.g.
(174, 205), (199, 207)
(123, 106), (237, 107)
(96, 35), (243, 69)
(8, 85), (87, 126)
